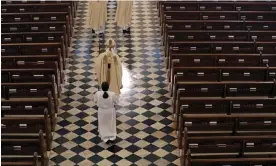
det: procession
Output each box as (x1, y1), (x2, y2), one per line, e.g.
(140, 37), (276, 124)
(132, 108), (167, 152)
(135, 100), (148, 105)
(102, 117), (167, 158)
(90, 1), (133, 143)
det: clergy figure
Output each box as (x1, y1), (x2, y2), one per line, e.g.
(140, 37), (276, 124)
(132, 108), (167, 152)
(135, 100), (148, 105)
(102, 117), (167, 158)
(95, 38), (123, 95)
(94, 82), (119, 143)
(115, 0), (133, 32)
(88, 0), (107, 34)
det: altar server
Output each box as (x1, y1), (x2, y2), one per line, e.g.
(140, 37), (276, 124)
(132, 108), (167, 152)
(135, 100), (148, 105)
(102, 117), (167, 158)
(94, 82), (118, 144)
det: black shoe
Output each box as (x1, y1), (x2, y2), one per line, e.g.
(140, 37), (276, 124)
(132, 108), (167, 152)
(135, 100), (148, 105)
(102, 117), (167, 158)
(92, 29), (95, 33)
(110, 140), (115, 144)
(106, 140), (111, 144)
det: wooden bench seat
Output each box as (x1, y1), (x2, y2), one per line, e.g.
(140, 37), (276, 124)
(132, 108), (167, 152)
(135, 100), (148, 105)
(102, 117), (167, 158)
(172, 80), (276, 102)
(1, 52), (65, 74)
(182, 157), (276, 166)
(167, 41), (276, 55)
(2, 21), (71, 44)
(163, 20), (276, 37)
(171, 66), (276, 86)
(167, 53), (276, 72)
(2, 22), (70, 45)
(1, 0), (77, 23)
(2, 41), (67, 58)
(1, 59), (64, 84)
(181, 135), (276, 166)
(1, 109), (52, 151)
(1, 131), (47, 166)
(163, 11), (276, 21)
(165, 30), (276, 49)
(2, 152), (39, 166)
(1, 94), (56, 131)
(1, 3), (72, 13)
(2, 12), (69, 22)
(1, 66), (61, 94)
(2, 31), (68, 47)
(174, 96), (276, 131)
(1, 75), (58, 104)
(159, 1), (276, 12)
(178, 113), (276, 148)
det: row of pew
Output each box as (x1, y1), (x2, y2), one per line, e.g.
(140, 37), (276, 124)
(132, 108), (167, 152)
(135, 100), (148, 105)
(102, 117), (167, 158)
(1, 1), (78, 165)
(158, 1), (276, 166)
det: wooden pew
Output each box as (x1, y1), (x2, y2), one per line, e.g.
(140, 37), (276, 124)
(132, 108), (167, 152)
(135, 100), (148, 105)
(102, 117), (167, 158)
(2, 130), (47, 166)
(172, 81), (276, 113)
(166, 42), (276, 70)
(1, 109), (52, 151)
(2, 152), (39, 166)
(165, 30), (276, 50)
(2, 132), (47, 166)
(2, 12), (69, 22)
(159, 1), (276, 12)
(2, 41), (67, 58)
(167, 53), (276, 72)
(1, 1), (78, 23)
(167, 53), (276, 81)
(163, 11), (276, 21)
(183, 157), (276, 166)
(159, 1), (276, 25)
(178, 113), (276, 148)
(1, 55), (64, 84)
(167, 41), (276, 55)
(162, 20), (276, 37)
(1, 52), (65, 79)
(1, 3), (73, 13)
(171, 66), (276, 87)
(1, 75), (58, 107)
(2, 22), (70, 46)
(174, 96), (276, 131)
(180, 135), (276, 166)
(2, 42), (67, 75)
(1, 92), (56, 131)
(1, 65), (61, 95)
(2, 31), (67, 44)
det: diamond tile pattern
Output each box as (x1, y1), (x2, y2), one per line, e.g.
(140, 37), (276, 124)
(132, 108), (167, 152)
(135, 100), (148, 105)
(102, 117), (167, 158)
(49, 1), (179, 165)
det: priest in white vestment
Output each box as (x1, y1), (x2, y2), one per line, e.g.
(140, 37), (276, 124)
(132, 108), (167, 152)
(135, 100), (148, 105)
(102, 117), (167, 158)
(95, 38), (123, 95)
(94, 82), (119, 143)
(115, 0), (133, 32)
(88, 0), (107, 34)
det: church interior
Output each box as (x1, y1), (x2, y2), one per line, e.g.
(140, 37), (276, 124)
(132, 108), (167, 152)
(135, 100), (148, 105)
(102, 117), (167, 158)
(1, 1), (276, 166)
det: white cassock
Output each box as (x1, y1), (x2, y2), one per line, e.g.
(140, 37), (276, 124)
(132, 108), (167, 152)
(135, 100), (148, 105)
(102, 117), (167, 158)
(115, 1), (133, 29)
(94, 48), (123, 95)
(88, 1), (107, 31)
(94, 91), (118, 142)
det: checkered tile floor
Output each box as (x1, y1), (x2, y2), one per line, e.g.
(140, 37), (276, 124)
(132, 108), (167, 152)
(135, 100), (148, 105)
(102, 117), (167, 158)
(49, 1), (180, 165)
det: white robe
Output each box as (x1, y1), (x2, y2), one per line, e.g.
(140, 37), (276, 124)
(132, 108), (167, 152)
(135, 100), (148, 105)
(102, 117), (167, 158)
(94, 91), (118, 142)
(88, 1), (107, 31)
(115, 1), (133, 28)
(94, 49), (123, 95)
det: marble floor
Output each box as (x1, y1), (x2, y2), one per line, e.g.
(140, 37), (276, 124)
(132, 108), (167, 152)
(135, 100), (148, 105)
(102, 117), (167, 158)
(49, 1), (180, 165)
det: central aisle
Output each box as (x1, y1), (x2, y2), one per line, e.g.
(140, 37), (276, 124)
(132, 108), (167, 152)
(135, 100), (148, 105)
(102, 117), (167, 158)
(50, 1), (180, 165)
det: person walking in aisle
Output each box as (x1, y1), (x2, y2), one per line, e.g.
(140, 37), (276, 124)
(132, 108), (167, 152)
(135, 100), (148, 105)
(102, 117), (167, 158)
(88, 0), (108, 34)
(94, 82), (119, 144)
(115, 0), (133, 33)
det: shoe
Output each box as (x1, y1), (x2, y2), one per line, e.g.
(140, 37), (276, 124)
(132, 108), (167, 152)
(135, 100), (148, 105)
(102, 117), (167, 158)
(92, 29), (95, 33)
(110, 140), (115, 144)
(106, 140), (111, 144)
